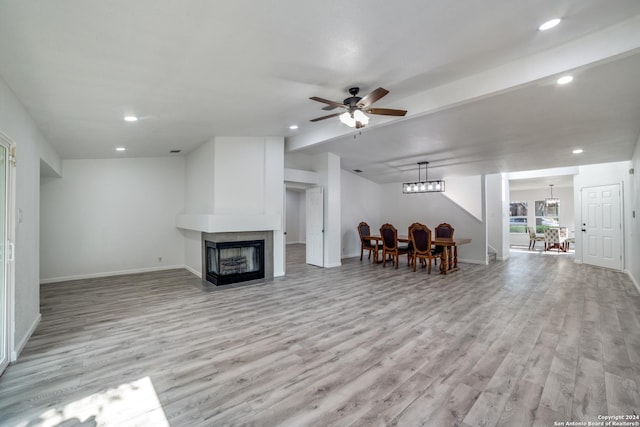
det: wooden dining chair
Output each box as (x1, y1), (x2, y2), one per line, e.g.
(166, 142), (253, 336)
(432, 223), (455, 262)
(357, 221), (379, 261)
(379, 223), (411, 269)
(409, 222), (434, 273)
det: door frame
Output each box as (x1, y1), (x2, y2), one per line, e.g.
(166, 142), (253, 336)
(0, 130), (16, 374)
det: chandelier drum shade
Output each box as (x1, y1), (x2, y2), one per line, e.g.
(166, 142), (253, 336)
(402, 162), (445, 194)
(545, 184), (559, 205)
(544, 184), (560, 216)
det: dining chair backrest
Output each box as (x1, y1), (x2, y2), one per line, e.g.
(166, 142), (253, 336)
(409, 223), (431, 253)
(435, 223), (454, 240)
(544, 227), (564, 244)
(379, 223), (398, 250)
(559, 227), (568, 240)
(358, 222), (373, 247)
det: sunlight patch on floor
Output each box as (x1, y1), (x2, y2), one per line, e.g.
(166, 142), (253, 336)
(510, 245), (575, 256)
(24, 376), (168, 427)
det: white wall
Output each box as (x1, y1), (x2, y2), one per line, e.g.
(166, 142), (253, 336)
(182, 141), (214, 276)
(181, 137), (285, 277)
(574, 161), (633, 270)
(443, 175), (483, 221)
(629, 137), (640, 289)
(486, 174), (510, 260)
(318, 153), (341, 268)
(184, 140), (215, 214)
(1, 75), (61, 359)
(214, 138), (265, 215)
(40, 157), (186, 282)
(509, 185), (575, 247)
(378, 181), (487, 264)
(341, 170), (381, 258)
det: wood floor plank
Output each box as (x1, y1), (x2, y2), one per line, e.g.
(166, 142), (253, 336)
(1, 245), (638, 426)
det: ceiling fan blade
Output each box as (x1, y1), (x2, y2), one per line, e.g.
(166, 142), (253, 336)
(357, 87), (389, 108)
(366, 108), (407, 116)
(309, 112), (342, 122)
(310, 96), (345, 109)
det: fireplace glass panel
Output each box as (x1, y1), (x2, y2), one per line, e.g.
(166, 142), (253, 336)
(209, 246), (260, 276)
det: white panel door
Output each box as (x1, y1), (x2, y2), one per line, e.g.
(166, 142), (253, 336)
(282, 184), (286, 274)
(581, 184), (622, 270)
(305, 186), (324, 267)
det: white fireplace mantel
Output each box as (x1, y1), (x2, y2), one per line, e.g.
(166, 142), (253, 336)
(176, 213), (281, 233)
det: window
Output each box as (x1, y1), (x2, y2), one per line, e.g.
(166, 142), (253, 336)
(535, 200), (559, 233)
(509, 202), (528, 233)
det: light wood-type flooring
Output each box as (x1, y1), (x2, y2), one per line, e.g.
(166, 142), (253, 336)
(1, 245), (640, 426)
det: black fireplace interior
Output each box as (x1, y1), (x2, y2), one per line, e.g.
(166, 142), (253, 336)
(205, 239), (265, 286)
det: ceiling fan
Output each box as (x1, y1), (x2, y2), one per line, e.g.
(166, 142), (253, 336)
(309, 87), (407, 129)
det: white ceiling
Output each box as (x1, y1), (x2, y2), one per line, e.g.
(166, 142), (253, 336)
(1, 1), (639, 183)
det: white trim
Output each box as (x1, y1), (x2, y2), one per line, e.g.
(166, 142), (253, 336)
(184, 265), (201, 278)
(40, 265), (186, 284)
(11, 313), (40, 362)
(0, 131), (15, 372)
(342, 251), (361, 259)
(324, 262), (342, 268)
(459, 258), (487, 265)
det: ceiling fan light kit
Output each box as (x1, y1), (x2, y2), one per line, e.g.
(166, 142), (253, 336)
(309, 87), (407, 128)
(339, 110), (369, 128)
(403, 161), (445, 194)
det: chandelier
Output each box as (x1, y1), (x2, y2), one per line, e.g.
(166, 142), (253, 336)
(402, 161), (445, 194)
(545, 184), (559, 206)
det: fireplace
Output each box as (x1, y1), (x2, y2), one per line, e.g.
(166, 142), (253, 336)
(205, 239), (265, 286)
(201, 231), (274, 288)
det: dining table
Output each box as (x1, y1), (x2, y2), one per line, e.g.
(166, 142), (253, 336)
(364, 235), (471, 274)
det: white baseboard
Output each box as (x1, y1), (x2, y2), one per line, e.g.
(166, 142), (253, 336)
(342, 252), (361, 259)
(40, 265), (187, 284)
(459, 258), (487, 265)
(11, 313), (41, 362)
(184, 265), (202, 278)
(324, 262), (342, 268)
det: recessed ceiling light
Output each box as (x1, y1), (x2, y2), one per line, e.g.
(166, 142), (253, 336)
(539, 18), (561, 31)
(557, 75), (573, 85)
(115, 147), (126, 152)
(289, 125), (299, 130)
(572, 149), (584, 154)
(124, 116), (138, 122)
